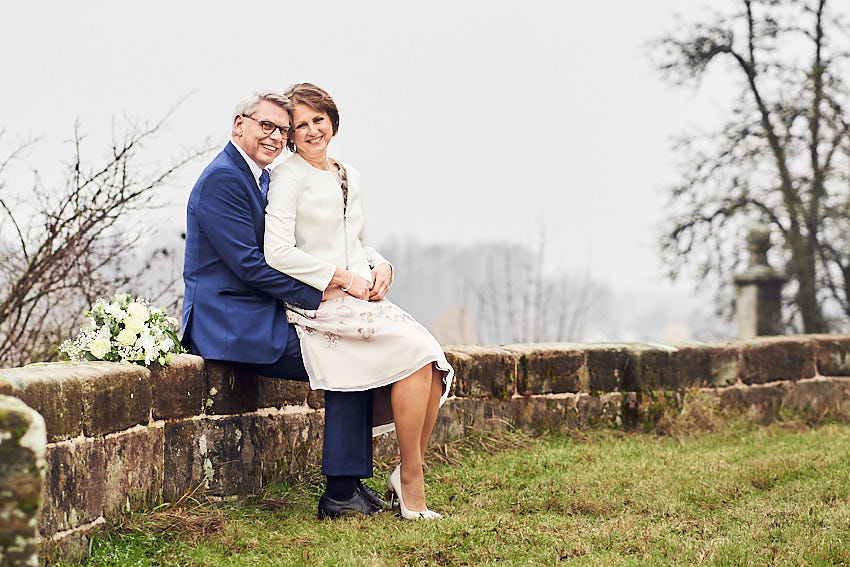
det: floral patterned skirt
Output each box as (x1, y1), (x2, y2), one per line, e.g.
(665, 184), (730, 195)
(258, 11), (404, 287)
(286, 297), (453, 404)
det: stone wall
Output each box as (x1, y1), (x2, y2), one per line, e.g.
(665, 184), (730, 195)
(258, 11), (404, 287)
(2, 335), (850, 564)
(0, 395), (46, 567)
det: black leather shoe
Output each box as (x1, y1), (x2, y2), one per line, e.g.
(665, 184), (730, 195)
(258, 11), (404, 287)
(317, 489), (381, 519)
(357, 480), (391, 510)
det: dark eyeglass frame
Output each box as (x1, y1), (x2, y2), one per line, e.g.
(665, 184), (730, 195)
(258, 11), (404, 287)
(242, 114), (290, 137)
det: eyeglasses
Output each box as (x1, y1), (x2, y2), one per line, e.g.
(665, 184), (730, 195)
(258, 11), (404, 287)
(242, 115), (290, 137)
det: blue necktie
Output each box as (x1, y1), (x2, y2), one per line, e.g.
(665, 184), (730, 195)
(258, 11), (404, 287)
(259, 169), (270, 203)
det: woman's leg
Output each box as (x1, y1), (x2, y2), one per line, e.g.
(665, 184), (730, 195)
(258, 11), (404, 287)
(419, 364), (444, 461)
(391, 363), (434, 511)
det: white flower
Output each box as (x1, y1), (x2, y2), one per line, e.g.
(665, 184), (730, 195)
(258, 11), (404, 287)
(157, 338), (174, 353)
(126, 302), (150, 321)
(116, 329), (137, 346)
(104, 303), (128, 321)
(124, 316), (146, 333)
(137, 331), (157, 353)
(89, 338), (111, 359)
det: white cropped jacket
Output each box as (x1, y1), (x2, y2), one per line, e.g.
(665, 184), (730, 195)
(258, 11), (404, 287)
(264, 152), (391, 291)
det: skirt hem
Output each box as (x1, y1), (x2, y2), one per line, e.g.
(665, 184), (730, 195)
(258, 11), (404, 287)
(304, 353), (453, 406)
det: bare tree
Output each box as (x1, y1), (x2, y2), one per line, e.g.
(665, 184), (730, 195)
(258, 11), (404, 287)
(0, 110), (209, 366)
(654, 0), (850, 332)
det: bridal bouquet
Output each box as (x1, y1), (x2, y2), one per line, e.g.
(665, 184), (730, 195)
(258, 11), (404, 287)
(61, 293), (184, 366)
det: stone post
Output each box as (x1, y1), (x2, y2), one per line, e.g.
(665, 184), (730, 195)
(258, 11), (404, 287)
(0, 395), (47, 567)
(733, 226), (787, 338)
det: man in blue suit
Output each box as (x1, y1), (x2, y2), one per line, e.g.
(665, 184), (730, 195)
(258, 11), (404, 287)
(182, 90), (387, 518)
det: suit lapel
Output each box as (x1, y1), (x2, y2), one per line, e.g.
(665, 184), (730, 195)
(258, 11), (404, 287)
(224, 142), (265, 208)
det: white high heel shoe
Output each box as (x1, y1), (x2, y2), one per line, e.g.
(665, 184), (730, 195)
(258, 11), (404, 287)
(385, 465), (443, 520)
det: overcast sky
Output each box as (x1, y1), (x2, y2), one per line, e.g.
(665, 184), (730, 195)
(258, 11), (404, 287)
(3, 1), (821, 303)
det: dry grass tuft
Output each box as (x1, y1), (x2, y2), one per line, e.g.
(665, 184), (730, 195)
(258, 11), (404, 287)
(250, 495), (293, 512)
(120, 483), (225, 543)
(424, 426), (532, 467)
(655, 393), (724, 439)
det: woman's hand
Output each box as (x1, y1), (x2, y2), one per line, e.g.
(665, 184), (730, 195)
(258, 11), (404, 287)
(369, 263), (392, 301)
(329, 267), (371, 301)
(345, 273), (372, 300)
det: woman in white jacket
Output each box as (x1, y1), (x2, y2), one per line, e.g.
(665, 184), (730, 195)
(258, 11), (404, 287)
(265, 83), (453, 520)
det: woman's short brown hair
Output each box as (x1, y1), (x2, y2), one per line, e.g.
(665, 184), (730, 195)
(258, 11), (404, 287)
(283, 83), (340, 151)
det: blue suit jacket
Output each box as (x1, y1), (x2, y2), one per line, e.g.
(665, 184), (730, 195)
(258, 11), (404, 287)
(182, 142), (322, 364)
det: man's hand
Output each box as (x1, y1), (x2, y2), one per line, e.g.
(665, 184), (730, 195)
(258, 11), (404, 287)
(322, 286), (346, 301)
(369, 263), (392, 301)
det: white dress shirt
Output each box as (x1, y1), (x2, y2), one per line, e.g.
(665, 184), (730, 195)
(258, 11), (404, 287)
(231, 139), (266, 192)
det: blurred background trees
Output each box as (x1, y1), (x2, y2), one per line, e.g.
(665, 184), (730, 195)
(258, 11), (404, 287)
(382, 238), (607, 345)
(655, 0), (850, 332)
(0, 113), (207, 366)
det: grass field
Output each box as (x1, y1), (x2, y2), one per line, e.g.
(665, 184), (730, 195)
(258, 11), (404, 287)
(56, 418), (850, 566)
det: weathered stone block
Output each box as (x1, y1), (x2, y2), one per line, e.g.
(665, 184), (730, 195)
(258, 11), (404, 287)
(38, 516), (105, 567)
(203, 361), (259, 415)
(718, 382), (787, 423)
(255, 377), (311, 409)
(512, 396), (576, 433)
(372, 431), (399, 462)
(431, 397), (518, 440)
(149, 355), (205, 420)
(706, 343), (741, 387)
(443, 350), (471, 397)
(0, 395), (46, 567)
(504, 343), (583, 395)
(0, 377), (16, 397)
(629, 389), (684, 429)
(163, 414), (262, 499)
(0, 364), (85, 442)
(0, 362), (152, 441)
(161, 419), (197, 499)
(40, 425), (163, 537)
(306, 388), (325, 409)
(40, 437), (107, 535)
(675, 342), (740, 388)
(192, 358), (315, 414)
(583, 344), (628, 392)
(372, 385), (393, 429)
(442, 346), (517, 399)
(738, 336), (816, 384)
(79, 364), (152, 438)
(253, 409), (324, 483)
(782, 376), (850, 414)
(576, 392), (623, 428)
(622, 344), (679, 390)
(101, 425), (164, 520)
(673, 344), (710, 388)
(810, 334), (850, 376)
(428, 394), (623, 440)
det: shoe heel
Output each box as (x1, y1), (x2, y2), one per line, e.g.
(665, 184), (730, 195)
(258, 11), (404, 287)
(385, 474), (396, 507)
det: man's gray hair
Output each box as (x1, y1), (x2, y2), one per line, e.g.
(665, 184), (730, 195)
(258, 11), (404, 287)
(232, 90), (292, 136)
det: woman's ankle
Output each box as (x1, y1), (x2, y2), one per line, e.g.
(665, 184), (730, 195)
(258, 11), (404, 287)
(399, 463), (427, 510)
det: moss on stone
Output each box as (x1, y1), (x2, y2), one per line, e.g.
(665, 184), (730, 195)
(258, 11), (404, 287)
(16, 496), (39, 515)
(0, 409), (29, 443)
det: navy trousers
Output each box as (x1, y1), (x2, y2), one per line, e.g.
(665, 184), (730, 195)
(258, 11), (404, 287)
(192, 324), (373, 478)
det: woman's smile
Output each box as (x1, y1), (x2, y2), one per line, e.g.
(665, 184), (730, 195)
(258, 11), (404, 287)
(292, 103), (333, 157)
